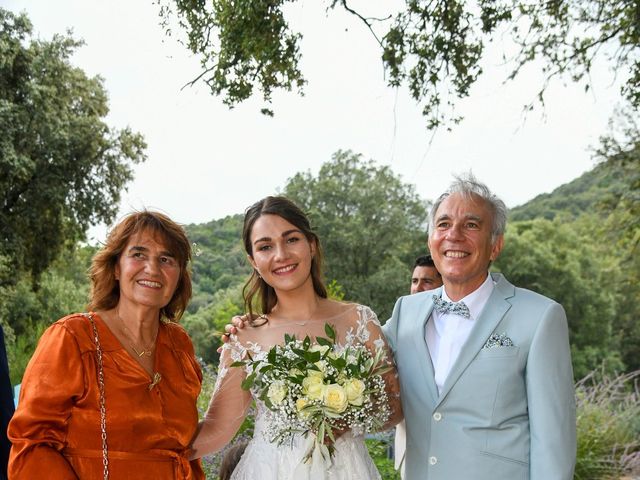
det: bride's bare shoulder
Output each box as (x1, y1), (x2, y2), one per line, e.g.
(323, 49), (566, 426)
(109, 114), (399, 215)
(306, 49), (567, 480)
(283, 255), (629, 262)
(319, 299), (352, 315)
(229, 313), (268, 343)
(319, 300), (378, 324)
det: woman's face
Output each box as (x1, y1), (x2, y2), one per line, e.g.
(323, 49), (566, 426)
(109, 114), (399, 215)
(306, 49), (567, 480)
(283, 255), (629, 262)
(248, 214), (316, 294)
(115, 229), (181, 311)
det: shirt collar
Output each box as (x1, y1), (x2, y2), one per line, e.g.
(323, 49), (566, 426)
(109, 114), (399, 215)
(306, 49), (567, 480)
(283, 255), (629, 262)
(441, 273), (495, 321)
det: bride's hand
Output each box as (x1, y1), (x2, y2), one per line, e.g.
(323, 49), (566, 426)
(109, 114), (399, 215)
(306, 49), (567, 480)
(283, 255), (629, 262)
(325, 426), (349, 445)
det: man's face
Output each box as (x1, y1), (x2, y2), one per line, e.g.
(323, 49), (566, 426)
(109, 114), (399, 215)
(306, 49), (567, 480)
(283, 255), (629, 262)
(410, 265), (443, 294)
(428, 192), (504, 299)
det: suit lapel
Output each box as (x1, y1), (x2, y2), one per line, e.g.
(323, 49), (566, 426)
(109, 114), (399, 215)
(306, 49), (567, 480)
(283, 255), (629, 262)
(411, 290), (439, 405)
(435, 274), (515, 406)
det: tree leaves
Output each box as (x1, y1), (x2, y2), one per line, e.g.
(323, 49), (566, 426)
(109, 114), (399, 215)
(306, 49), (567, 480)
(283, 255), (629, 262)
(158, 0), (305, 115)
(495, 128), (640, 377)
(159, 0), (638, 129)
(0, 8), (147, 286)
(284, 150), (428, 320)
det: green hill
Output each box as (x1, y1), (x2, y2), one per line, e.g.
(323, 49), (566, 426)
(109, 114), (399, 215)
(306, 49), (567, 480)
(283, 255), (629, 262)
(185, 214), (248, 312)
(499, 152), (639, 374)
(183, 158), (631, 315)
(509, 159), (627, 221)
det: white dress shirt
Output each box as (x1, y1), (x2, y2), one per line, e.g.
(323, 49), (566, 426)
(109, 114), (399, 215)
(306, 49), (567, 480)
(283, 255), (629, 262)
(426, 274), (495, 394)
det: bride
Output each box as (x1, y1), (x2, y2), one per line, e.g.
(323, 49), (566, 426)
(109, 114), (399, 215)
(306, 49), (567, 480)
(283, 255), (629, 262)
(190, 196), (402, 479)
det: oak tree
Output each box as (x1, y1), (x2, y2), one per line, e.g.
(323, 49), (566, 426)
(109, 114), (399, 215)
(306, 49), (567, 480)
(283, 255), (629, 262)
(0, 9), (146, 285)
(283, 150), (428, 319)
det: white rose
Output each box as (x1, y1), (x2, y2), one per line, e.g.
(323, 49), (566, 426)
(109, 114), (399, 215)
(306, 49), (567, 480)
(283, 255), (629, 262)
(302, 376), (325, 400)
(309, 344), (330, 355)
(307, 368), (324, 380)
(296, 397), (311, 419)
(267, 380), (288, 405)
(343, 378), (366, 406)
(323, 383), (348, 413)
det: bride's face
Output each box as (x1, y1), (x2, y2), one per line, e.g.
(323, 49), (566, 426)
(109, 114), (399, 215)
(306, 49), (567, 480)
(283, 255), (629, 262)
(248, 214), (316, 293)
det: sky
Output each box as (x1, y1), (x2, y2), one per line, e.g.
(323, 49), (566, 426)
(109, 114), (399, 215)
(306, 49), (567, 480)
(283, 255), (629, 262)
(3, 0), (626, 242)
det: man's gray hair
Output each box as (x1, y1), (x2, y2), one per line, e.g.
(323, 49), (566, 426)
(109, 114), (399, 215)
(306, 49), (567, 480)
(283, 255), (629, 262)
(427, 173), (507, 242)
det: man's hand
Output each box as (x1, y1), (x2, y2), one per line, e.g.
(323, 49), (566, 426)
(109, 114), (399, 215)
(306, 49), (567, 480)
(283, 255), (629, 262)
(217, 315), (248, 352)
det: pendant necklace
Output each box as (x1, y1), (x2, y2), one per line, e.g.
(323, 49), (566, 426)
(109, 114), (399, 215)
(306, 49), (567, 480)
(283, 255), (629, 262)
(262, 298), (321, 326)
(116, 310), (159, 358)
(280, 303), (319, 326)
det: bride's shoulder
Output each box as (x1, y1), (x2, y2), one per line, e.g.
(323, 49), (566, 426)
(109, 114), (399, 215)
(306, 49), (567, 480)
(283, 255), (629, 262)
(223, 313), (268, 348)
(322, 301), (380, 325)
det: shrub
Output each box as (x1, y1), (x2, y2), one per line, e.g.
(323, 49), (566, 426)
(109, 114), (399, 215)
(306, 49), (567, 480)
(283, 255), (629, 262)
(575, 370), (640, 479)
(366, 433), (400, 480)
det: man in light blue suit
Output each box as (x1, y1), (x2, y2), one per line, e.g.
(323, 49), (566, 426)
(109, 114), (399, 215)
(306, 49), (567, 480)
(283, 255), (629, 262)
(383, 174), (576, 479)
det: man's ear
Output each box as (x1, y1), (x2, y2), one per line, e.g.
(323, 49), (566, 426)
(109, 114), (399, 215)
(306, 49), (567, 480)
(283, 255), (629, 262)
(490, 235), (504, 262)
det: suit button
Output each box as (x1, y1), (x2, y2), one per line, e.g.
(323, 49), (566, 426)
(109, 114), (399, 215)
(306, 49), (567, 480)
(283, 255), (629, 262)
(433, 412), (442, 421)
(429, 456), (437, 465)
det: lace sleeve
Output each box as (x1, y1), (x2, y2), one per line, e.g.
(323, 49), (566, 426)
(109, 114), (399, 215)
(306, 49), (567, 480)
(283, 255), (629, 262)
(355, 305), (403, 430)
(189, 336), (252, 459)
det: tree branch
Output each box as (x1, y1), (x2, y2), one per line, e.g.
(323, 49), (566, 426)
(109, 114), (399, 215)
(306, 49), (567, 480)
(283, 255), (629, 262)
(182, 64), (217, 90)
(338, 0), (389, 48)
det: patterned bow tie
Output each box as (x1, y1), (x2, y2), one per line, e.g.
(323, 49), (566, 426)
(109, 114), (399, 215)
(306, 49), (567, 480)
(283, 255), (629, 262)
(432, 295), (471, 318)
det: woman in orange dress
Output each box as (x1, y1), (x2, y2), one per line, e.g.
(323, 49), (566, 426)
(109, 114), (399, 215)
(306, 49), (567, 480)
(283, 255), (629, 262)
(8, 211), (205, 479)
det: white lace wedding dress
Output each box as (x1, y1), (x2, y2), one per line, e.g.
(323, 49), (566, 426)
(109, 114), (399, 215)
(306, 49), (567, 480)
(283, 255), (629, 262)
(190, 304), (401, 480)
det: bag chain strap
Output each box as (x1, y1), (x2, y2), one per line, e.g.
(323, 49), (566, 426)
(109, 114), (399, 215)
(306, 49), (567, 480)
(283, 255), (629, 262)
(85, 313), (109, 480)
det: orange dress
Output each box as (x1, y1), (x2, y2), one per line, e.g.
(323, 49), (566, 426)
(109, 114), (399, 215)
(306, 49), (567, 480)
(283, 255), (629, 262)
(8, 313), (205, 479)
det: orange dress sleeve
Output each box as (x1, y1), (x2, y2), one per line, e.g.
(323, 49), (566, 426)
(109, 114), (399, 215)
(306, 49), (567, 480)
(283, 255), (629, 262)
(8, 322), (84, 478)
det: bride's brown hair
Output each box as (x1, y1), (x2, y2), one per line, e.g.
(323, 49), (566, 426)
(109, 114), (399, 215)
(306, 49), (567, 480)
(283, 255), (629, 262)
(242, 196), (327, 321)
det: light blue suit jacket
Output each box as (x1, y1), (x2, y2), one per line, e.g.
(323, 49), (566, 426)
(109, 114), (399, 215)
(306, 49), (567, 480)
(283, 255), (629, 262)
(383, 273), (576, 480)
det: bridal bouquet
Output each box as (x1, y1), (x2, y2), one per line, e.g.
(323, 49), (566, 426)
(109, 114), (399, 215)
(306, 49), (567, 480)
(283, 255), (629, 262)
(232, 323), (392, 466)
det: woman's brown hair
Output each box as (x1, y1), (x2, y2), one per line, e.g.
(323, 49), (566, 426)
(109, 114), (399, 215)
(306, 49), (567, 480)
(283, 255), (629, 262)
(88, 210), (192, 321)
(242, 196), (327, 320)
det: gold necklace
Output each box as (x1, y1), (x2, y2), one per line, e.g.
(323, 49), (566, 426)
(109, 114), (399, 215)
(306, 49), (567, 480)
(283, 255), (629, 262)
(116, 311), (159, 358)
